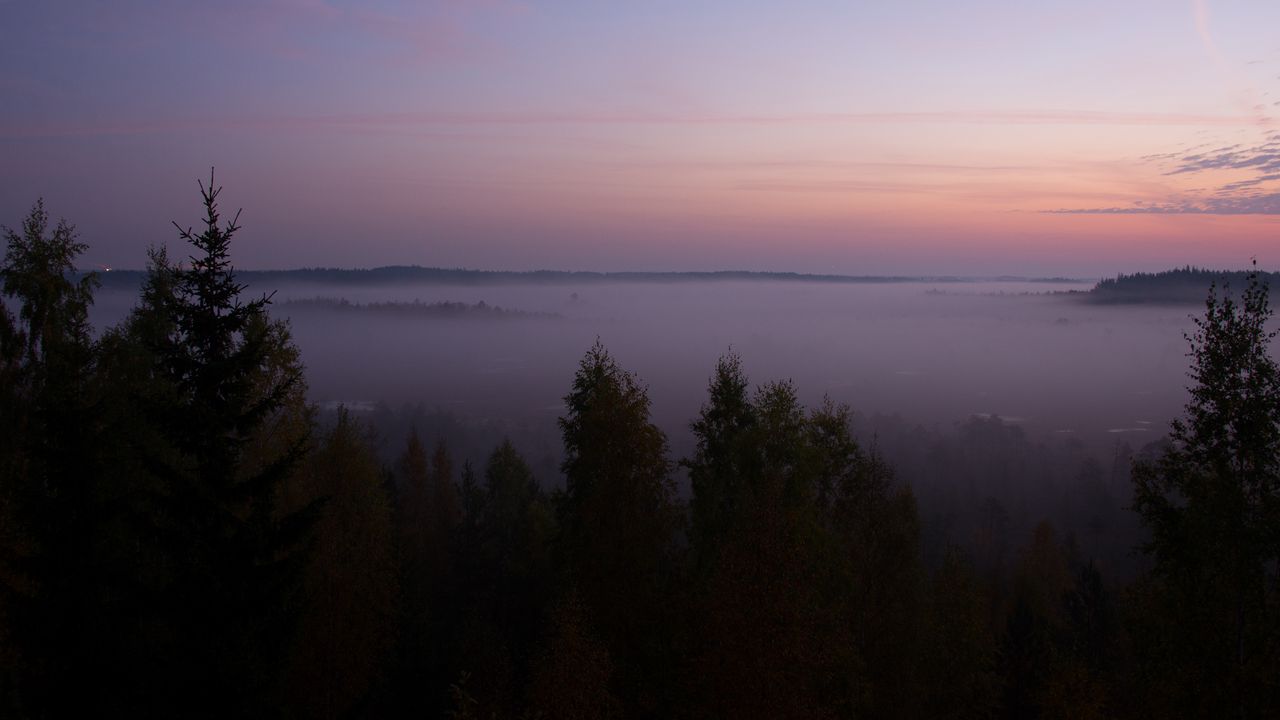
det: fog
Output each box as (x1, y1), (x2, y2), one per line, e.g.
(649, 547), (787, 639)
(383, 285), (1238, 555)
(81, 275), (1223, 580)
(91, 278), (1195, 458)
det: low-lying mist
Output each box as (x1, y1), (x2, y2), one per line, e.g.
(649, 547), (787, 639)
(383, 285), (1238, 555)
(90, 276), (1200, 572)
(93, 278), (1193, 454)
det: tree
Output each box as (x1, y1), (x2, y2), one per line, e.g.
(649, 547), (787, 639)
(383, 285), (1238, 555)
(921, 548), (1000, 720)
(139, 171), (313, 715)
(388, 428), (436, 715)
(0, 200), (102, 716)
(999, 521), (1073, 719)
(449, 440), (555, 718)
(556, 342), (679, 713)
(0, 199), (97, 372)
(685, 355), (925, 719)
(528, 593), (619, 720)
(388, 431), (463, 716)
(430, 440), (462, 563)
(686, 351), (755, 569)
(1131, 264), (1280, 718)
(282, 410), (397, 719)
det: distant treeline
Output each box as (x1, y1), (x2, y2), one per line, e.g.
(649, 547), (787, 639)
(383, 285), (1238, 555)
(1086, 265), (1280, 304)
(279, 296), (560, 320)
(88, 265), (1085, 289)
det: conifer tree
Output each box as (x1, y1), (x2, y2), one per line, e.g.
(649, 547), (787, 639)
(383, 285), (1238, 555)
(389, 428), (434, 715)
(140, 171), (312, 715)
(450, 440), (555, 718)
(283, 410), (397, 719)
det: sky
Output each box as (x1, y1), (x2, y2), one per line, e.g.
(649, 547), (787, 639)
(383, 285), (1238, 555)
(3, 0), (1280, 276)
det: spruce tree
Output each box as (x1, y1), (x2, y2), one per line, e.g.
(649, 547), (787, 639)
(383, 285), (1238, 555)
(142, 171), (311, 716)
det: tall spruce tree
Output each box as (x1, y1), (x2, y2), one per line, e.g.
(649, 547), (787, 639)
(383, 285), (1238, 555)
(142, 171), (312, 716)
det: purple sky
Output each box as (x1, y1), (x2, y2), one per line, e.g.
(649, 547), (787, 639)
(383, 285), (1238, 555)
(4, 0), (1280, 275)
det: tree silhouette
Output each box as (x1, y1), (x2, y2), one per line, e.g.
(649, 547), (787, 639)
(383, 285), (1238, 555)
(686, 351), (755, 571)
(141, 171), (313, 716)
(556, 341), (678, 713)
(283, 410), (397, 719)
(1131, 263), (1280, 718)
(0, 200), (103, 716)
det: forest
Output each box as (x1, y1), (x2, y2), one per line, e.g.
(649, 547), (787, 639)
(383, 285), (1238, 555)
(3, 186), (1280, 720)
(1087, 266), (1280, 305)
(278, 297), (561, 321)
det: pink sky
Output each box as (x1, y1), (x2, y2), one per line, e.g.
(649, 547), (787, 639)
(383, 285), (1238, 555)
(3, 0), (1280, 276)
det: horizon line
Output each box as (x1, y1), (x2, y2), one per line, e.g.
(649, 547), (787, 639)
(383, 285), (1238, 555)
(82, 265), (1097, 283)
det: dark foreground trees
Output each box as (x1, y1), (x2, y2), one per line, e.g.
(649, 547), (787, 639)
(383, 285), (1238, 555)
(6, 186), (1280, 718)
(552, 342), (680, 715)
(140, 173), (319, 716)
(0, 200), (101, 715)
(1131, 266), (1280, 717)
(0, 179), (321, 717)
(684, 354), (932, 718)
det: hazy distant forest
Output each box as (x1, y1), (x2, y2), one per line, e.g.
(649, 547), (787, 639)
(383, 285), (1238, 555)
(3, 183), (1280, 720)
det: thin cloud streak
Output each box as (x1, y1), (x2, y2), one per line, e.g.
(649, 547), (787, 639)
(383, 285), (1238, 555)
(1046, 193), (1280, 215)
(1049, 129), (1280, 215)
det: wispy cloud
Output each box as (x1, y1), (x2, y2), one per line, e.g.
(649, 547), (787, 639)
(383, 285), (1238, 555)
(1047, 193), (1280, 215)
(1048, 132), (1280, 215)
(1162, 135), (1280, 183)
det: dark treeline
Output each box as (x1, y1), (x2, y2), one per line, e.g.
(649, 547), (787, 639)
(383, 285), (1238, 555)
(4, 186), (1280, 718)
(854, 413), (1146, 580)
(90, 265), (1083, 291)
(280, 297), (561, 320)
(1088, 265), (1280, 304)
(355, 404), (1145, 586)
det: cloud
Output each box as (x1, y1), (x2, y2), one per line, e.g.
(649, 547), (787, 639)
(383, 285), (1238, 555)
(1163, 139), (1280, 176)
(1049, 132), (1280, 215)
(1047, 193), (1280, 215)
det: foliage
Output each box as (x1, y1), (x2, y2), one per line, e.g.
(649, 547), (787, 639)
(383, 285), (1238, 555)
(7, 186), (1278, 718)
(1089, 265), (1280, 305)
(685, 353), (927, 718)
(133, 173), (315, 716)
(282, 410), (398, 719)
(555, 341), (680, 712)
(0, 200), (102, 715)
(1130, 265), (1280, 716)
